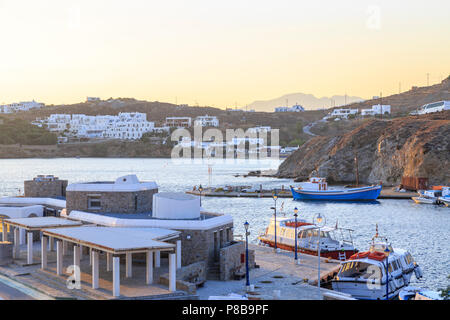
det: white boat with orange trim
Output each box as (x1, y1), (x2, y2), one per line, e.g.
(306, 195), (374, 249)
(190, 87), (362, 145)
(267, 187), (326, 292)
(257, 215), (358, 260)
(331, 226), (423, 300)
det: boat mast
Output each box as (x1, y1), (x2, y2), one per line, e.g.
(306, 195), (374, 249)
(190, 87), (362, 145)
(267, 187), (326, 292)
(354, 153), (359, 187)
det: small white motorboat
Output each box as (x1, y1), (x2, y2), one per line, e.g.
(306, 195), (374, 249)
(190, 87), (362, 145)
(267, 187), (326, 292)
(412, 189), (442, 204)
(331, 226), (423, 300)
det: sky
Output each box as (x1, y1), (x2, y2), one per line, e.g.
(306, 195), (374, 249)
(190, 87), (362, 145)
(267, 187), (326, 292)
(0, 0), (449, 109)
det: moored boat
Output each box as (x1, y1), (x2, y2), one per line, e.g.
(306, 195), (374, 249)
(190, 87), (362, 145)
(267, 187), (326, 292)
(290, 177), (382, 201)
(399, 286), (444, 300)
(412, 187), (448, 205)
(258, 215), (358, 260)
(331, 226), (423, 300)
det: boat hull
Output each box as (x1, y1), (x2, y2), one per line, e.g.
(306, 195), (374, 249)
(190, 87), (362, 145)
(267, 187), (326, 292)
(259, 238), (357, 260)
(291, 185), (382, 201)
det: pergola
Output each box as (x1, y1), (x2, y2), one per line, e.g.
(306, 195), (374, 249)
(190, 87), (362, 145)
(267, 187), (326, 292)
(3, 217), (83, 264)
(42, 226), (181, 297)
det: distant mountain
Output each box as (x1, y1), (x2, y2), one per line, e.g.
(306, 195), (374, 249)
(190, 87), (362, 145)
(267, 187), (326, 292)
(247, 93), (365, 111)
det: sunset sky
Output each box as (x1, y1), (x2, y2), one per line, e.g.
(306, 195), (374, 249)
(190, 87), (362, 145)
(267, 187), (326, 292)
(0, 0), (449, 109)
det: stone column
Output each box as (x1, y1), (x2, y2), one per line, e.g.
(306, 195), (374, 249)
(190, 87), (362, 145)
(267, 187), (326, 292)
(13, 227), (20, 259)
(92, 250), (99, 289)
(41, 236), (48, 270)
(106, 252), (112, 272)
(113, 256), (120, 297)
(125, 252), (132, 278)
(176, 240), (182, 269)
(155, 251), (160, 268)
(27, 232), (33, 264)
(56, 240), (63, 275)
(73, 245), (81, 269)
(169, 253), (176, 292)
(146, 251), (153, 285)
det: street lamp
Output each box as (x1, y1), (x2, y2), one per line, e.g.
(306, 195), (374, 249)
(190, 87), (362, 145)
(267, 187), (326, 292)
(198, 185), (203, 207)
(272, 191), (278, 252)
(244, 221), (250, 289)
(313, 212), (326, 295)
(384, 247), (390, 300)
(294, 207), (299, 264)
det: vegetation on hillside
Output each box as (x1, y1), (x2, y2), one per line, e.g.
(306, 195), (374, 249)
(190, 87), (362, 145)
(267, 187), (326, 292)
(0, 117), (57, 145)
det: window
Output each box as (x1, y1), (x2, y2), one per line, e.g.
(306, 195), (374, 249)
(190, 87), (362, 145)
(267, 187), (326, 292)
(339, 262), (381, 280)
(87, 195), (101, 209)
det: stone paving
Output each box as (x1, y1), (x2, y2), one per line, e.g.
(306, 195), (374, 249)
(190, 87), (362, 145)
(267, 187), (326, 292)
(197, 244), (341, 300)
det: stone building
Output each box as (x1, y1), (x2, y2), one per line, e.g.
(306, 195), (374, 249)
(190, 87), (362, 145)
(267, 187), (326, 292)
(66, 175), (158, 214)
(24, 175), (68, 198)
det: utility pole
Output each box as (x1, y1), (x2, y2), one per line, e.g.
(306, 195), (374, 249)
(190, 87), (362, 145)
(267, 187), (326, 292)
(380, 92), (383, 120)
(399, 82), (401, 94)
(427, 73), (430, 86)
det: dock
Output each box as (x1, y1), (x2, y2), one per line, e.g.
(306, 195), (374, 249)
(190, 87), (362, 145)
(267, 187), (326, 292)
(197, 244), (341, 300)
(187, 187), (418, 200)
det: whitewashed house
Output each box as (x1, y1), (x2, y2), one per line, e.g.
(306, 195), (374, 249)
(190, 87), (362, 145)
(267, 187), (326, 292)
(39, 112), (156, 140)
(361, 105), (391, 116)
(0, 100), (44, 113)
(165, 117), (192, 128)
(326, 108), (358, 119)
(275, 104), (305, 112)
(194, 115), (219, 127)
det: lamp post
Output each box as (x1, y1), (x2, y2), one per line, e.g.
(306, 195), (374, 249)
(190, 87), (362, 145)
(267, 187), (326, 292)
(272, 191), (278, 252)
(313, 212), (326, 295)
(198, 185), (203, 207)
(244, 221), (250, 289)
(294, 207), (299, 264)
(384, 247), (390, 300)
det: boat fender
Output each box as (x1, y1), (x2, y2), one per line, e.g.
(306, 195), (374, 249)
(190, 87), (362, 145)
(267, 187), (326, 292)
(414, 265), (423, 279)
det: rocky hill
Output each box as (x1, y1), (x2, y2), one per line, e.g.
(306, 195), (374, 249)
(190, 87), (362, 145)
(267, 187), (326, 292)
(337, 76), (450, 116)
(276, 111), (450, 186)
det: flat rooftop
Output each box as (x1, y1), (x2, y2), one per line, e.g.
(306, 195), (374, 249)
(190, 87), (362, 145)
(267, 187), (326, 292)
(43, 226), (178, 254)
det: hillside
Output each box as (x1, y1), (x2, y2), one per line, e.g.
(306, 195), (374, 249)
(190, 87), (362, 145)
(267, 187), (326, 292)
(5, 98), (325, 148)
(276, 111), (450, 186)
(334, 76), (450, 116)
(0, 116), (57, 145)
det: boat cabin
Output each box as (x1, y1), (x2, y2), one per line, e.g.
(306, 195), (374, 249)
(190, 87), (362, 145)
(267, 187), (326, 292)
(298, 177), (328, 191)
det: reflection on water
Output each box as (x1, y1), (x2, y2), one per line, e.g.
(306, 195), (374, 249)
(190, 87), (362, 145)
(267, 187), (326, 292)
(0, 158), (448, 291)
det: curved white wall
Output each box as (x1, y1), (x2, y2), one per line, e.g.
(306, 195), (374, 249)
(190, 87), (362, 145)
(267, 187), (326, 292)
(153, 192), (200, 220)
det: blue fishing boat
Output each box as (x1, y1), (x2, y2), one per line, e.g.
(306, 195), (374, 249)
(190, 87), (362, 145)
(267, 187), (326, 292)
(290, 177), (382, 201)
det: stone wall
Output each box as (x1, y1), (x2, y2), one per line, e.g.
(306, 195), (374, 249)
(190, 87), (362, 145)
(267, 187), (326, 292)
(176, 222), (234, 268)
(66, 189), (158, 214)
(24, 179), (68, 198)
(219, 241), (256, 281)
(159, 261), (206, 295)
(0, 241), (13, 266)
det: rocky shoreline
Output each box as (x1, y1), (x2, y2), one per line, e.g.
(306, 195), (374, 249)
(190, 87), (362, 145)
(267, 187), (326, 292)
(276, 111), (450, 186)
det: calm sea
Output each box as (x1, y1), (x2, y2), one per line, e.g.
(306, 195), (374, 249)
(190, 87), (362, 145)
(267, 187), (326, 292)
(0, 158), (448, 290)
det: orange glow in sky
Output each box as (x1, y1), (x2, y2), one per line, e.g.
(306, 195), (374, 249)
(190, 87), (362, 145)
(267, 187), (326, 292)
(0, 0), (449, 109)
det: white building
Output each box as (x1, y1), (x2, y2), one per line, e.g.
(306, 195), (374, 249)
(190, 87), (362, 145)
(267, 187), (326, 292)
(247, 126), (271, 133)
(416, 101), (450, 115)
(194, 115), (219, 127)
(0, 100), (44, 113)
(39, 112), (156, 140)
(274, 104), (305, 112)
(326, 108), (358, 119)
(165, 117), (192, 128)
(361, 105), (391, 116)
(86, 97), (101, 102)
